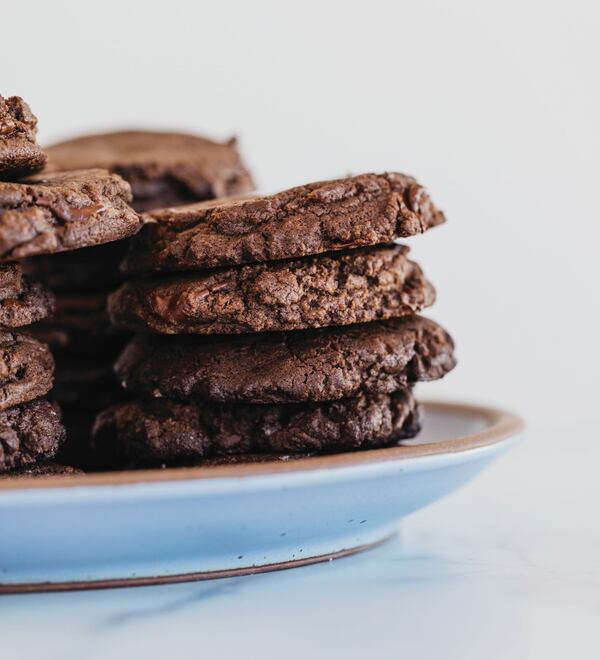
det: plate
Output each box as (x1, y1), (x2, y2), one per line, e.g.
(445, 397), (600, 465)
(0, 401), (523, 593)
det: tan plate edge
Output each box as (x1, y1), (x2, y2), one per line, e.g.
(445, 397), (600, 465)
(0, 400), (524, 492)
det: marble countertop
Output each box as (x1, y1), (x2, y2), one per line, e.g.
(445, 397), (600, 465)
(1, 421), (597, 660)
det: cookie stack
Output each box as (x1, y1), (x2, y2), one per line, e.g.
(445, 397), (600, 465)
(0, 94), (142, 474)
(95, 173), (456, 467)
(26, 130), (254, 463)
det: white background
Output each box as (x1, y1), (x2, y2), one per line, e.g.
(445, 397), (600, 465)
(1, 4), (599, 657)
(3, 0), (599, 428)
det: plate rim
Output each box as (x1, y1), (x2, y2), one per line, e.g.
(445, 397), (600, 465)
(0, 400), (524, 492)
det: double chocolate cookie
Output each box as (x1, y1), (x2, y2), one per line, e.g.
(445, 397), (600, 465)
(0, 263), (24, 300)
(116, 316), (455, 404)
(0, 169), (141, 261)
(45, 130), (255, 212)
(0, 332), (54, 411)
(0, 277), (54, 328)
(0, 95), (47, 178)
(109, 245), (435, 335)
(92, 389), (421, 467)
(0, 260), (55, 330)
(122, 172), (444, 273)
(0, 399), (65, 471)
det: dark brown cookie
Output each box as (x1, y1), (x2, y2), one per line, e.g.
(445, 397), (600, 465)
(27, 292), (127, 356)
(0, 95), (47, 178)
(108, 245), (435, 335)
(91, 389), (421, 467)
(0, 277), (55, 328)
(0, 169), (141, 261)
(0, 263), (24, 300)
(0, 332), (54, 410)
(123, 172), (444, 273)
(45, 131), (254, 212)
(0, 398), (65, 472)
(4, 462), (83, 477)
(116, 316), (455, 404)
(23, 240), (129, 292)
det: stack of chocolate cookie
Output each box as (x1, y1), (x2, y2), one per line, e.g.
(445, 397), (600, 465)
(26, 129), (254, 463)
(95, 173), (456, 467)
(0, 94), (142, 474)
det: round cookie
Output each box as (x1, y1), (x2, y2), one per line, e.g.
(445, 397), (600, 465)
(0, 95), (47, 178)
(108, 244), (435, 335)
(0, 277), (55, 328)
(116, 316), (455, 404)
(123, 172), (444, 273)
(0, 263), (24, 301)
(92, 389), (421, 467)
(45, 130), (255, 212)
(0, 399), (65, 472)
(0, 332), (54, 410)
(0, 169), (141, 261)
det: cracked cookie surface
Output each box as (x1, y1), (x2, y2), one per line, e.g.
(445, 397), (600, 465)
(0, 263), (24, 301)
(92, 389), (421, 466)
(0, 331), (54, 410)
(0, 398), (65, 472)
(123, 172), (444, 273)
(0, 277), (54, 328)
(0, 95), (47, 178)
(45, 130), (254, 212)
(116, 316), (455, 404)
(0, 169), (141, 261)
(108, 244), (435, 335)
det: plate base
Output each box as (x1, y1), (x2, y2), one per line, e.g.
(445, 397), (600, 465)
(0, 534), (394, 594)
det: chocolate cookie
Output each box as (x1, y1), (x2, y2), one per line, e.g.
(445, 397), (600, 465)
(92, 389), (421, 467)
(4, 462), (83, 477)
(0, 169), (141, 261)
(0, 95), (47, 178)
(0, 277), (55, 328)
(0, 399), (65, 472)
(0, 263), (24, 300)
(0, 332), (54, 410)
(116, 316), (455, 404)
(27, 292), (127, 356)
(123, 172), (444, 273)
(23, 240), (129, 292)
(45, 131), (254, 212)
(108, 245), (435, 335)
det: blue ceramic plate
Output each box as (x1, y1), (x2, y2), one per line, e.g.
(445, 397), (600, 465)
(0, 400), (523, 593)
